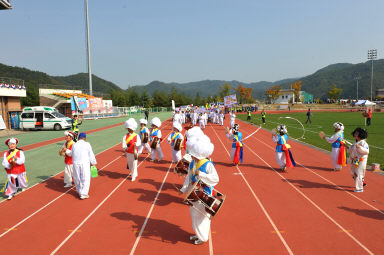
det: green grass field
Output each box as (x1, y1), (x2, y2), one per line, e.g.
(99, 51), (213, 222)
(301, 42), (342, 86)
(0, 112), (172, 198)
(238, 111), (384, 168)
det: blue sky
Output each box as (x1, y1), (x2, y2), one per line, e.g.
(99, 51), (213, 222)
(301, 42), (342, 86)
(1, 0), (383, 88)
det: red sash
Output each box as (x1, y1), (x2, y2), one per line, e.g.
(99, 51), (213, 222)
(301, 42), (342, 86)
(125, 133), (138, 154)
(64, 140), (74, 165)
(337, 141), (347, 166)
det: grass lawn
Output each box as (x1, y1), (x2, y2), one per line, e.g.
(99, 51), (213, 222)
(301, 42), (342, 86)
(238, 111), (384, 168)
(0, 112), (172, 198)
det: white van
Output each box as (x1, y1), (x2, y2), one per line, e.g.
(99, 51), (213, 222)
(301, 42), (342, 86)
(20, 106), (72, 130)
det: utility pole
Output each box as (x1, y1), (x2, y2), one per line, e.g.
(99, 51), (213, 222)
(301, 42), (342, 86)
(368, 49), (377, 101)
(85, 0), (93, 96)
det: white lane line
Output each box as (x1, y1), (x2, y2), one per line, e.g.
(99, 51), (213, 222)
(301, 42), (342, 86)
(51, 124), (173, 255)
(129, 163), (172, 255)
(0, 153), (123, 238)
(247, 128), (384, 216)
(242, 135), (374, 254)
(210, 126), (294, 255)
(209, 229), (214, 255)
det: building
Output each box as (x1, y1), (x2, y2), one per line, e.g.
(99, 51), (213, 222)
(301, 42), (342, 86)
(0, 78), (27, 129)
(274, 89), (314, 104)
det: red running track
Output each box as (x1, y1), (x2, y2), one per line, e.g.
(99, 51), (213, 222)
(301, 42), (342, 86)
(0, 117), (383, 254)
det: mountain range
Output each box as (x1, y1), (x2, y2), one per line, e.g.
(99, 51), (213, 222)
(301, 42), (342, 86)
(1, 60), (384, 100)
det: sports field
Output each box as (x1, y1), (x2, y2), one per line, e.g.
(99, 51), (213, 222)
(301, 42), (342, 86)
(0, 112), (172, 199)
(238, 111), (384, 168)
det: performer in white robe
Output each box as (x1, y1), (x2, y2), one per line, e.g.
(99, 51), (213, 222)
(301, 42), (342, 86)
(322, 122), (346, 171)
(168, 122), (184, 163)
(60, 131), (76, 188)
(229, 111), (236, 129)
(72, 133), (97, 199)
(348, 128), (369, 192)
(149, 117), (164, 162)
(199, 113), (205, 130)
(204, 112), (208, 126)
(122, 118), (142, 182)
(138, 118), (151, 154)
(180, 134), (219, 245)
(2, 138), (28, 200)
(219, 111), (224, 126)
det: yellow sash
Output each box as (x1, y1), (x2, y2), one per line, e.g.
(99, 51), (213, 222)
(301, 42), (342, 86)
(150, 128), (158, 135)
(280, 136), (291, 149)
(125, 133), (137, 145)
(192, 158), (209, 175)
(140, 127), (145, 132)
(171, 132), (179, 141)
(66, 140), (75, 149)
(234, 135), (243, 147)
(6, 149), (19, 161)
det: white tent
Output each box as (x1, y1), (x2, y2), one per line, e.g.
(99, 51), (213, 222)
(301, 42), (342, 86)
(354, 100), (376, 106)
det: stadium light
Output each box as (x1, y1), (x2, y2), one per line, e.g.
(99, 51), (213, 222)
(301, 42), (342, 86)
(367, 49), (377, 101)
(354, 74), (361, 100)
(85, 0), (93, 96)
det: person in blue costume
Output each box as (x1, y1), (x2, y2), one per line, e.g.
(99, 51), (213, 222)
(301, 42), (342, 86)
(226, 124), (243, 166)
(180, 134), (219, 245)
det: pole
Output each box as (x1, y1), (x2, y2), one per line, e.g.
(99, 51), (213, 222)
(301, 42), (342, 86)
(356, 78), (358, 100)
(85, 0), (93, 96)
(370, 59), (373, 101)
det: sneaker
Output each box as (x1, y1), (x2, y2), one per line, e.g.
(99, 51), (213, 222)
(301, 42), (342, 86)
(189, 235), (198, 241)
(354, 189), (363, 193)
(363, 179), (367, 187)
(194, 239), (204, 245)
(64, 184), (72, 188)
(80, 195), (90, 199)
(21, 188), (27, 192)
(7, 195), (13, 200)
(131, 177), (136, 182)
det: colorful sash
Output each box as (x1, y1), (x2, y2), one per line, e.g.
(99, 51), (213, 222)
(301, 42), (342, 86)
(336, 133), (347, 166)
(125, 133), (137, 145)
(280, 136), (295, 168)
(233, 135), (243, 164)
(66, 140), (75, 149)
(191, 159), (213, 195)
(6, 149), (19, 162)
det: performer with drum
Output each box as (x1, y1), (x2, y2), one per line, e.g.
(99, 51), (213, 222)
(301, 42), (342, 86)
(60, 131), (76, 188)
(319, 122), (347, 171)
(122, 118), (141, 182)
(149, 117), (164, 162)
(180, 135), (219, 245)
(2, 138), (28, 200)
(138, 118), (151, 155)
(272, 125), (295, 171)
(168, 122), (184, 163)
(226, 124), (244, 166)
(348, 127), (369, 192)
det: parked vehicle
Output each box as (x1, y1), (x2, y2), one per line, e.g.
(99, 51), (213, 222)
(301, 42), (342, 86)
(20, 106), (72, 130)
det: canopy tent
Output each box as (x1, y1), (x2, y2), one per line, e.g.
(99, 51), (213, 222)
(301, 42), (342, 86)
(354, 100), (376, 106)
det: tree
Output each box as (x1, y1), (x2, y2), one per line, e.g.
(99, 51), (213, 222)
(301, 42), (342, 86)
(152, 91), (169, 107)
(218, 83), (232, 100)
(327, 84), (343, 101)
(291, 81), (302, 102)
(129, 89), (140, 106)
(233, 84), (253, 104)
(194, 92), (201, 106)
(264, 85), (281, 103)
(140, 90), (150, 108)
(109, 89), (126, 106)
(21, 85), (39, 106)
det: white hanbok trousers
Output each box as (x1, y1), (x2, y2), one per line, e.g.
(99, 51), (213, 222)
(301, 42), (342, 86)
(126, 153), (138, 179)
(219, 118), (224, 126)
(350, 160), (367, 191)
(73, 162), (91, 197)
(331, 148), (342, 169)
(64, 164), (74, 185)
(230, 120), (235, 129)
(6, 173), (28, 196)
(230, 147), (236, 162)
(171, 147), (182, 162)
(138, 143), (151, 154)
(190, 201), (211, 242)
(151, 145), (164, 161)
(199, 121), (205, 129)
(275, 152), (286, 168)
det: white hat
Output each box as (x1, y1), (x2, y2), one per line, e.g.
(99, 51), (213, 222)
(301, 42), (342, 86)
(139, 118), (148, 125)
(64, 131), (75, 138)
(187, 135), (214, 160)
(186, 126), (204, 139)
(173, 122), (182, 132)
(5, 138), (18, 146)
(150, 117), (161, 128)
(277, 124), (288, 134)
(125, 118), (138, 131)
(333, 122), (344, 131)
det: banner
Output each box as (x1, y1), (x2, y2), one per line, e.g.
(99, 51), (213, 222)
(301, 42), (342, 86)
(224, 94), (237, 106)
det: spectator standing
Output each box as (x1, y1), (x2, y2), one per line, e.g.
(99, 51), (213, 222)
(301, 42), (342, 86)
(366, 108), (372, 126)
(247, 110), (251, 121)
(72, 133), (97, 199)
(144, 109), (149, 120)
(261, 110), (266, 124)
(305, 108), (312, 124)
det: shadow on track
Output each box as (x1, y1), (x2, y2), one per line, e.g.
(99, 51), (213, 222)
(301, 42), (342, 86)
(338, 206), (384, 221)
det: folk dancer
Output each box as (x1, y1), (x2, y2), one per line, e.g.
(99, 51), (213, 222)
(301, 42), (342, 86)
(199, 113), (206, 130)
(226, 124), (244, 166)
(348, 128), (369, 192)
(122, 118), (141, 182)
(138, 118), (151, 155)
(229, 111), (236, 129)
(1, 138), (28, 200)
(168, 122), (184, 163)
(219, 111), (224, 126)
(180, 135), (219, 245)
(72, 133), (97, 199)
(60, 131), (76, 188)
(204, 112), (208, 126)
(149, 117), (164, 162)
(321, 122), (347, 171)
(184, 126), (204, 154)
(272, 125), (296, 171)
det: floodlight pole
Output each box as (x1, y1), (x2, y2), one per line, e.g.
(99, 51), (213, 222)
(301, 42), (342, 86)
(368, 49), (377, 101)
(85, 0), (93, 96)
(354, 75), (360, 100)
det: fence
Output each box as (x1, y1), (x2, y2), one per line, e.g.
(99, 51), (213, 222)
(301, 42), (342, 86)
(82, 107), (172, 119)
